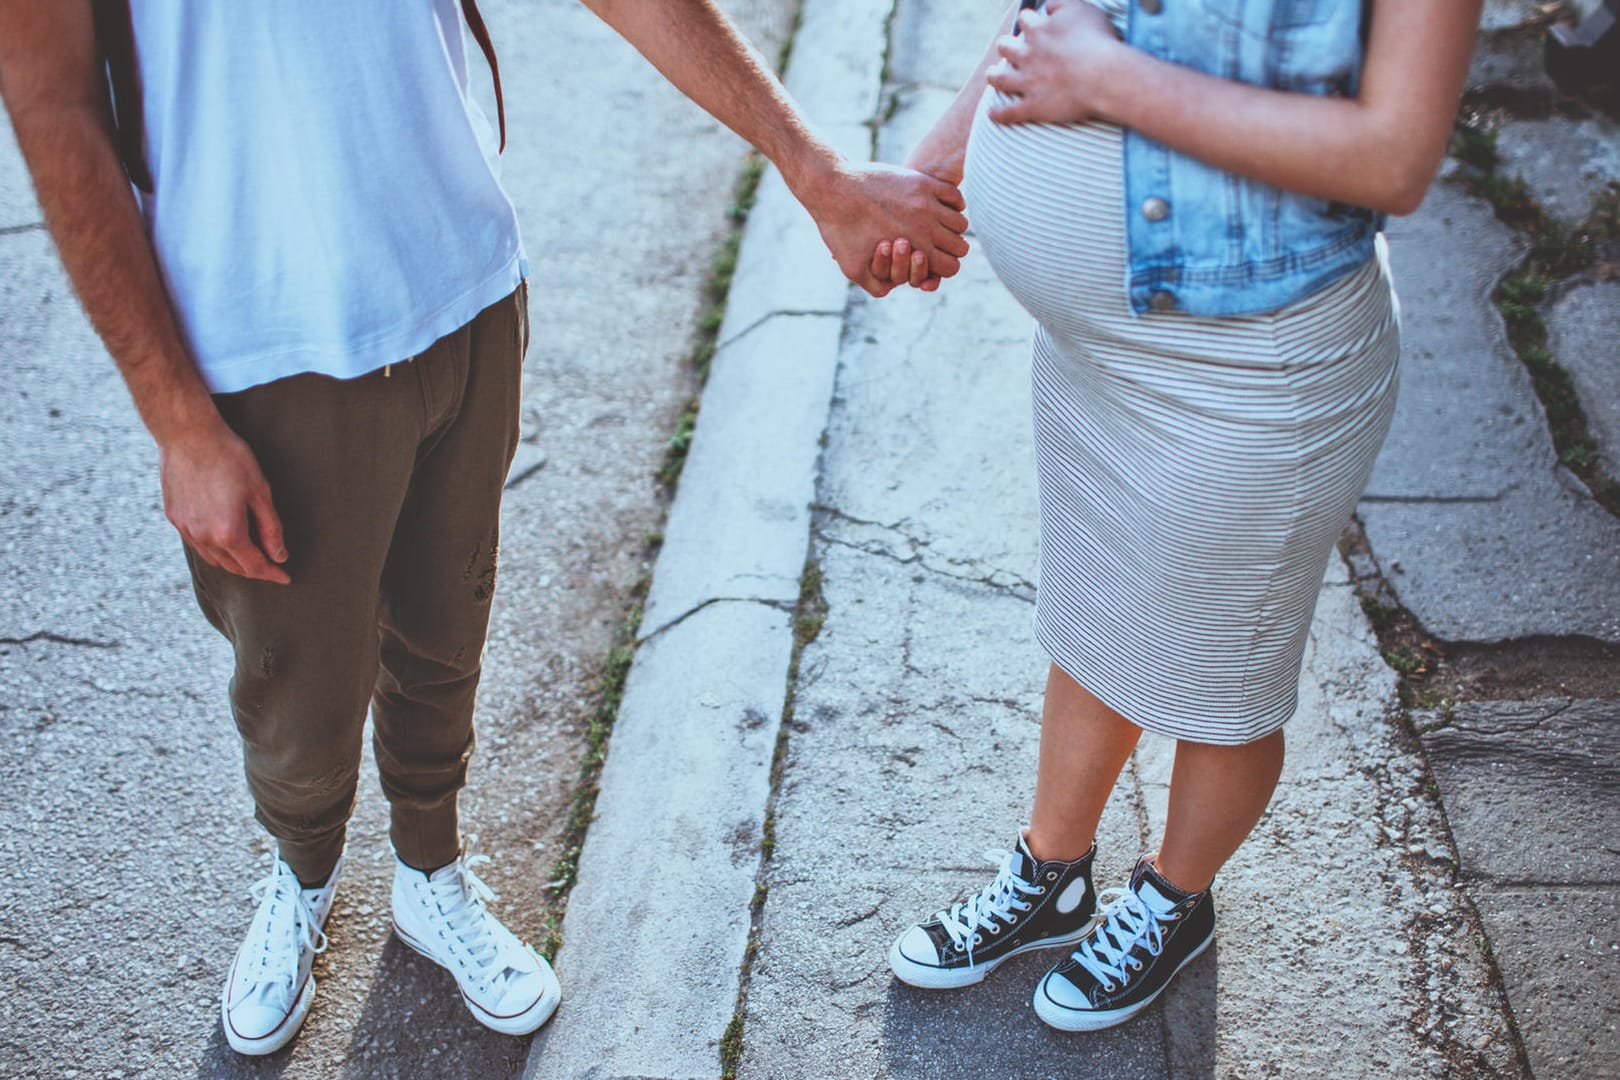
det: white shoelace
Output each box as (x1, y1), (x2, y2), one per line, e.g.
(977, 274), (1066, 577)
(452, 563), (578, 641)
(936, 849), (1043, 966)
(428, 852), (529, 996)
(242, 858), (327, 994)
(1071, 886), (1172, 993)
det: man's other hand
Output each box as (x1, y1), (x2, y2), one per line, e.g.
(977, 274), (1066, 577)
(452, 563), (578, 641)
(161, 423), (291, 585)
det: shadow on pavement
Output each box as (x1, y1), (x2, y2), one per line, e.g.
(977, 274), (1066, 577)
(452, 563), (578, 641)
(1160, 938), (1218, 1078)
(879, 948), (1191, 1079)
(334, 935), (531, 1080)
(192, 1025), (294, 1080)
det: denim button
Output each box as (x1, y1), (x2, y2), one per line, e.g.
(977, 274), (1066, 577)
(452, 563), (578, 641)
(1142, 196), (1171, 222)
(1140, 0), (1163, 14)
(1148, 290), (1177, 312)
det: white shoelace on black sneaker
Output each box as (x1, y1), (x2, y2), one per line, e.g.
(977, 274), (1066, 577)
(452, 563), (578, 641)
(1072, 887), (1173, 993)
(936, 849), (1043, 966)
(428, 853), (529, 996)
(241, 859), (327, 1000)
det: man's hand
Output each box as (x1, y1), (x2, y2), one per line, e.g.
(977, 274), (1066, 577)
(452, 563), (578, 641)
(2, 0), (289, 583)
(987, 0), (1125, 127)
(160, 422), (291, 585)
(799, 161), (969, 297)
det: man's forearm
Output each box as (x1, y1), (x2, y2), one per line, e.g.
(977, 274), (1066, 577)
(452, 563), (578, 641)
(578, 0), (841, 204)
(7, 100), (220, 446)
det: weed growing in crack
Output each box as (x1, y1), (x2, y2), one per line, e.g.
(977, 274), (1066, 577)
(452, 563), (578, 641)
(1448, 109), (1620, 513)
(657, 154), (770, 495)
(538, 574), (649, 961)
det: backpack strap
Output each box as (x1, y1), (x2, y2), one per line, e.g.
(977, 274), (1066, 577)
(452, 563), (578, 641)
(88, 0), (507, 195)
(90, 0), (152, 192)
(460, 0), (506, 153)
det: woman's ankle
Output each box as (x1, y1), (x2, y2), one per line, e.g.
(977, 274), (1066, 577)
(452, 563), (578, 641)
(1023, 824), (1095, 864)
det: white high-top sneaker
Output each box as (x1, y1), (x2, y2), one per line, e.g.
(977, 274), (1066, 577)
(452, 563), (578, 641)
(220, 852), (342, 1055)
(391, 847), (560, 1035)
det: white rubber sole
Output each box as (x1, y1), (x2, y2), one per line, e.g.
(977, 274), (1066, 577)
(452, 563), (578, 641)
(888, 927), (1093, 990)
(1031, 931), (1213, 1032)
(393, 919), (562, 1036)
(220, 969), (314, 1056)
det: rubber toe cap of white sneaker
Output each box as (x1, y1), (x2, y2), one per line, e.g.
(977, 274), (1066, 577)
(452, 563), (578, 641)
(226, 1000), (293, 1044)
(1038, 968), (1091, 1010)
(895, 926), (941, 966)
(473, 961), (561, 1035)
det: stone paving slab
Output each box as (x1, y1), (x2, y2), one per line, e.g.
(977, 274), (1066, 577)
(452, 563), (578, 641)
(638, 312), (844, 634)
(527, 600), (793, 1080)
(1362, 181), (1620, 643)
(1494, 115), (1620, 229)
(1473, 885), (1620, 1080)
(1548, 279), (1620, 481)
(1418, 698), (1620, 884)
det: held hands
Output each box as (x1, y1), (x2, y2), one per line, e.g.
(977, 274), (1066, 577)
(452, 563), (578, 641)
(865, 150), (971, 293)
(802, 160), (970, 297)
(987, 0), (1125, 126)
(160, 420), (291, 585)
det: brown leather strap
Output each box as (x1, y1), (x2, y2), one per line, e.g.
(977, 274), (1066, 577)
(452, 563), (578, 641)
(460, 0), (506, 153)
(90, 0), (152, 191)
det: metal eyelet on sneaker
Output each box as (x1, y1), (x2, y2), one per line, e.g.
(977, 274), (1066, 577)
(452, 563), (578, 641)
(989, 925), (1001, 935)
(1036, 886), (1047, 894)
(973, 933), (983, 946)
(1045, 872), (1057, 880)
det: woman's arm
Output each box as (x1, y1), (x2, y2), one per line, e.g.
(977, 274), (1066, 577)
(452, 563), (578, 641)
(870, 3), (1021, 288)
(988, 0), (1482, 215)
(906, 3), (1023, 186)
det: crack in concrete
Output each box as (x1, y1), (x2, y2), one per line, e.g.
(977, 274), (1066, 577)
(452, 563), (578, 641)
(0, 223), (46, 237)
(717, 308), (844, 352)
(814, 503), (1036, 599)
(0, 631), (119, 650)
(835, 902), (884, 928)
(818, 531), (1037, 603)
(1359, 493), (1505, 505)
(503, 456), (548, 491)
(1466, 877), (1620, 889)
(635, 596), (794, 647)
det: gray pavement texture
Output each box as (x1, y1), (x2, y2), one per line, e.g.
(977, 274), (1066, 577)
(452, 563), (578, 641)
(1549, 280), (1620, 480)
(0, 1), (795, 1077)
(1361, 179), (1620, 645)
(1418, 699), (1620, 1080)
(1494, 114), (1620, 228)
(5, 3), (1619, 1080)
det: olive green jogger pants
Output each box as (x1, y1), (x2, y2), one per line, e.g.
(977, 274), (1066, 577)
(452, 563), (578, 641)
(186, 286), (527, 883)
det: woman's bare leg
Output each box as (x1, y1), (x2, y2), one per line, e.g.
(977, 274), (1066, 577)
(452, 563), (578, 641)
(1025, 663), (1142, 862)
(1154, 730), (1286, 893)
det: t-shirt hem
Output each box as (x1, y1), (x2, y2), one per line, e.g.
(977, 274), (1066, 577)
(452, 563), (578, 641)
(200, 253), (525, 395)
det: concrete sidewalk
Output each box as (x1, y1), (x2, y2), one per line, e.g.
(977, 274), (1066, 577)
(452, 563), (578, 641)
(523, 1), (1620, 1078)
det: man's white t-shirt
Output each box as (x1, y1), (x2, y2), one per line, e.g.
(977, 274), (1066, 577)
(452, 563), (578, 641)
(130, 0), (526, 393)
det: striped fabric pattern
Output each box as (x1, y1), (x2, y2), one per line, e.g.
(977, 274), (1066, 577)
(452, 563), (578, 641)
(960, 82), (1401, 745)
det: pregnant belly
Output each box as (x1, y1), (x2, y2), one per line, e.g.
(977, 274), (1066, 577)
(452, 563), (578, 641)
(961, 91), (1136, 336)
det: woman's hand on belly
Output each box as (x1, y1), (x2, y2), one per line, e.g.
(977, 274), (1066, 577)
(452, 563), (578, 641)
(986, 0), (1124, 127)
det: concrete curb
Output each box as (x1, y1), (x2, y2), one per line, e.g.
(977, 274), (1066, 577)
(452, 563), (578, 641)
(523, 2), (895, 1076)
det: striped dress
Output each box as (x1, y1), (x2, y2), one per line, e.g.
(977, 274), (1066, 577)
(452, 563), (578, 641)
(961, 1), (1401, 744)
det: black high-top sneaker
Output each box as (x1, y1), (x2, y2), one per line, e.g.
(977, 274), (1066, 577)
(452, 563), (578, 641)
(1033, 855), (1215, 1031)
(889, 834), (1097, 989)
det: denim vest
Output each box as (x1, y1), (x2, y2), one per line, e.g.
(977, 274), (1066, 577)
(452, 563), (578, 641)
(1123, 0), (1382, 317)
